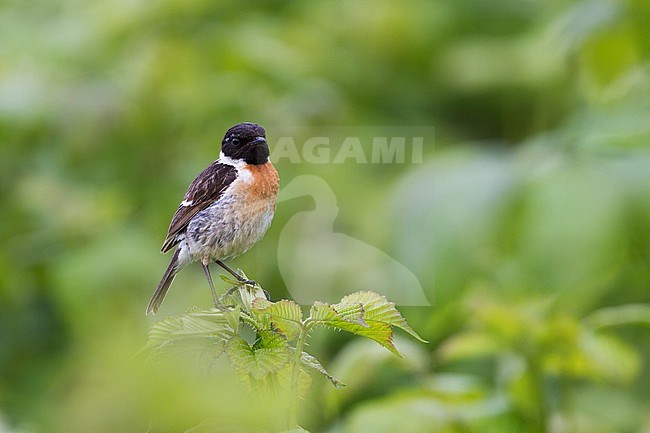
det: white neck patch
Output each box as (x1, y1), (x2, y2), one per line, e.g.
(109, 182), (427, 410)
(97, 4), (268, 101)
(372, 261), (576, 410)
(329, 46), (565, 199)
(219, 152), (252, 183)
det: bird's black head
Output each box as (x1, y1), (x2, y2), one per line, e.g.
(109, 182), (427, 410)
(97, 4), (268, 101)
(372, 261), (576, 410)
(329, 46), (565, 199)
(221, 122), (269, 165)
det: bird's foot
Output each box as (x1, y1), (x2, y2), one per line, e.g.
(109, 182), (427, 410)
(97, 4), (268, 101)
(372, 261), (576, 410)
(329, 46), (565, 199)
(240, 278), (257, 287)
(237, 278), (270, 300)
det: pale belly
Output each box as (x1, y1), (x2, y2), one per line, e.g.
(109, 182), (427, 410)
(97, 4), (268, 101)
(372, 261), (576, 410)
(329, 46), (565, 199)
(181, 193), (275, 264)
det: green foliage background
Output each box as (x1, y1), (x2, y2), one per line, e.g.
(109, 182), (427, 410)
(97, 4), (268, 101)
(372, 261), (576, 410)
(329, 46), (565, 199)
(1, 0), (649, 432)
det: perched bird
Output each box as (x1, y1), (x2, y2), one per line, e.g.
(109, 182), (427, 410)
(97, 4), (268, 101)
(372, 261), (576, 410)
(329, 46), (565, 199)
(146, 122), (279, 315)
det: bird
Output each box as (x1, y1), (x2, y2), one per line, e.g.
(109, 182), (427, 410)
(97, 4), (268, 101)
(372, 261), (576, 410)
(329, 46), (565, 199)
(277, 175), (430, 306)
(146, 122), (279, 315)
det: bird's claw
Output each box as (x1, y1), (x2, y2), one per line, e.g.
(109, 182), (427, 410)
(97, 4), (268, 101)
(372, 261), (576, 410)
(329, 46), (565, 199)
(241, 278), (257, 287)
(239, 279), (270, 300)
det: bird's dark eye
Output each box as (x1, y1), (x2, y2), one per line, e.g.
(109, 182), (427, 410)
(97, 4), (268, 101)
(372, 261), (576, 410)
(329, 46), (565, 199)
(231, 138), (240, 146)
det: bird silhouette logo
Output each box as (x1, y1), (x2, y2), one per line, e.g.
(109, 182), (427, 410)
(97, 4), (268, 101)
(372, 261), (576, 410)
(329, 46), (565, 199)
(277, 175), (430, 306)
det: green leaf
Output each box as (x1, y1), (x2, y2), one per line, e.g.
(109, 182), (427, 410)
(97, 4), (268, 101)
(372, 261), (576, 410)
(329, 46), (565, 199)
(299, 350), (345, 388)
(239, 287), (269, 312)
(146, 308), (234, 356)
(310, 301), (399, 355)
(223, 305), (241, 334)
(309, 301), (367, 326)
(308, 291), (427, 356)
(196, 341), (230, 371)
(218, 273), (240, 286)
(252, 298), (304, 341)
(226, 330), (291, 380)
(252, 298), (303, 322)
(346, 321), (402, 356)
(338, 291), (427, 343)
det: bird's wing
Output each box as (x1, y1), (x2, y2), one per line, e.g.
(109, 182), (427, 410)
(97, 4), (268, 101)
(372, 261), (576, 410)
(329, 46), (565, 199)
(161, 161), (238, 253)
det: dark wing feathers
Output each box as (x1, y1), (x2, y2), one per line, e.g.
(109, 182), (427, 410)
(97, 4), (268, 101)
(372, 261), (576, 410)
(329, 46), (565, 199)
(161, 161), (237, 253)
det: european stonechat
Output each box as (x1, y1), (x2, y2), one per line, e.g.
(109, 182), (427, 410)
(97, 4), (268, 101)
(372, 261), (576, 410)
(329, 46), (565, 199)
(146, 122), (279, 315)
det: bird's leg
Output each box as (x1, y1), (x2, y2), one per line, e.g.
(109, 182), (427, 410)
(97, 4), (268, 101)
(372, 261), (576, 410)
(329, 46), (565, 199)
(201, 258), (219, 307)
(215, 259), (257, 286)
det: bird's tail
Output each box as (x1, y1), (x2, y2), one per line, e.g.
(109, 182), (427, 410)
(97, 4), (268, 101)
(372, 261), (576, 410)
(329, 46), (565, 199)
(146, 248), (180, 315)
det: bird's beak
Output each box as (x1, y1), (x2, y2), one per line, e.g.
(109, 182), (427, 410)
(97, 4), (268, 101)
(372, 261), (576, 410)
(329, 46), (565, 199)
(251, 136), (267, 145)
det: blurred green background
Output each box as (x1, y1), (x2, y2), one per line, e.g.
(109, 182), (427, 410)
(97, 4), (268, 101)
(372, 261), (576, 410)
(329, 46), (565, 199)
(1, 0), (649, 432)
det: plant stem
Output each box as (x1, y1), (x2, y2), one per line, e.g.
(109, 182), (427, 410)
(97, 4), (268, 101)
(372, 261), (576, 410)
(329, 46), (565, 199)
(288, 323), (308, 428)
